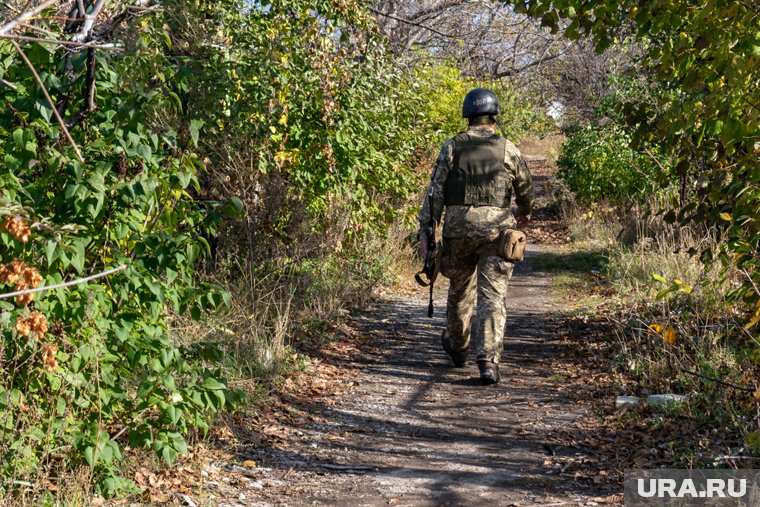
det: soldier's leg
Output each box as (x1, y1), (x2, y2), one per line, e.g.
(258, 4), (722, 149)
(473, 254), (514, 364)
(445, 242), (478, 356)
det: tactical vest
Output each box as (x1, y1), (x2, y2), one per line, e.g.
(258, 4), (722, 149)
(444, 133), (510, 208)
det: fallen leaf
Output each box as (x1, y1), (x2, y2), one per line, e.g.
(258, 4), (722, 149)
(663, 327), (677, 345)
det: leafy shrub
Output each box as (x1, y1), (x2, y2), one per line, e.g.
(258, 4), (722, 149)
(413, 60), (554, 146)
(0, 0), (458, 497)
(508, 0), (760, 340)
(0, 9), (241, 498)
(557, 124), (669, 205)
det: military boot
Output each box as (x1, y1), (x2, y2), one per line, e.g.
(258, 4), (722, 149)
(441, 330), (467, 367)
(477, 360), (500, 385)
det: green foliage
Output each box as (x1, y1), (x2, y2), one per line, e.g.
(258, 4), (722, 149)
(507, 0), (760, 330)
(413, 60), (554, 145)
(0, 10), (241, 498)
(171, 0), (430, 242)
(0, 0), (449, 497)
(557, 124), (668, 205)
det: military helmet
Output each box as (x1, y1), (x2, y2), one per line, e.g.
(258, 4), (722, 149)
(461, 88), (500, 118)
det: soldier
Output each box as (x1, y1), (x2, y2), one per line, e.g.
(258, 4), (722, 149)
(417, 88), (534, 385)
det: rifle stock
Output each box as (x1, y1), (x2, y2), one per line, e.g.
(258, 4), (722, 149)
(415, 194), (439, 317)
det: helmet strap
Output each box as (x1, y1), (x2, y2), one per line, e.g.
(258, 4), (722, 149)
(468, 114), (497, 126)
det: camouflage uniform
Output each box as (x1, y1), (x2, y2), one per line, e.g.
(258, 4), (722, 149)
(418, 125), (534, 364)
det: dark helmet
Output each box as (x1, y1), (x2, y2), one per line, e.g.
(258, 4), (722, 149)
(462, 88), (500, 118)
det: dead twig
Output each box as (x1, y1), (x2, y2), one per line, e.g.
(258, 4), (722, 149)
(0, 33), (124, 50)
(642, 147), (668, 174)
(492, 49), (567, 78)
(0, 0), (61, 35)
(679, 367), (755, 393)
(11, 40), (85, 163)
(125, 3), (162, 12)
(368, 6), (460, 39)
(1, 78), (18, 90)
(19, 21), (59, 38)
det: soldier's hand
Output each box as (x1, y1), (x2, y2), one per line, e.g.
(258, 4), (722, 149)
(516, 213), (530, 229)
(418, 240), (429, 259)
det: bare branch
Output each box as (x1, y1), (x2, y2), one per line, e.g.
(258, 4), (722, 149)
(19, 21), (59, 37)
(1, 78), (18, 90)
(0, 32), (123, 49)
(368, 6), (461, 39)
(492, 49), (566, 78)
(0, 0), (61, 35)
(0, 264), (127, 300)
(98, 0), (154, 40)
(70, 0), (107, 42)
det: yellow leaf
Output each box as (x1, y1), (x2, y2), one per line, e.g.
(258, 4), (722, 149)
(753, 388), (760, 401)
(719, 212), (732, 221)
(648, 323), (662, 334)
(663, 327), (677, 345)
(745, 313), (760, 331)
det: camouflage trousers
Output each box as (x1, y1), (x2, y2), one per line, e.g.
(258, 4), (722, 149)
(441, 235), (514, 364)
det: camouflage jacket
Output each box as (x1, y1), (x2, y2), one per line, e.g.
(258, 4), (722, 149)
(418, 126), (534, 241)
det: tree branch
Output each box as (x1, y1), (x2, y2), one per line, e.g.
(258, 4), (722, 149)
(368, 6), (461, 39)
(492, 50), (566, 78)
(97, 0), (154, 40)
(0, 33), (123, 49)
(0, 0), (61, 35)
(71, 0), (107, 42)
(0, 264), (127, 299)
(1, 78), (19, 90)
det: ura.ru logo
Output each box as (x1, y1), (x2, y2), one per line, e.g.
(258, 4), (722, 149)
(637, 478), (746, 498)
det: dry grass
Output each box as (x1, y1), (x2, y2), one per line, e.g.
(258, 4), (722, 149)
(563, 198), (760, 461)
(517, 134), (565, 162)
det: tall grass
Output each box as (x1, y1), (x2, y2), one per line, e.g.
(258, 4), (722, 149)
(565, 198), (759, 461)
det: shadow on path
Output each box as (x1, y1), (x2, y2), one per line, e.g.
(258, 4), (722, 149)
(226, 246), (616, 506)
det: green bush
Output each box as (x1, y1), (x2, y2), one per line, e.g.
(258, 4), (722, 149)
(506, 0), (760, 338)
(0, 0), (452, 497)
(557, 124), (669, 205)
(413, 61), (554, 146)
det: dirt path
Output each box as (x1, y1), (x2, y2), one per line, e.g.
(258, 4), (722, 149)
(207, 250), (612, 507)
(198, 157), (623, 507)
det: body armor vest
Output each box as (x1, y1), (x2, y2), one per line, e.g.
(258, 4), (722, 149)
(444, 133), (510, 208)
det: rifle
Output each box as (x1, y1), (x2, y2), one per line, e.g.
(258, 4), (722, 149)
(414, 194), (440, 318)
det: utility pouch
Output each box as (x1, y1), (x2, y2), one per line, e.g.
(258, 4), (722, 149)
(498, 229), (527, 262)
